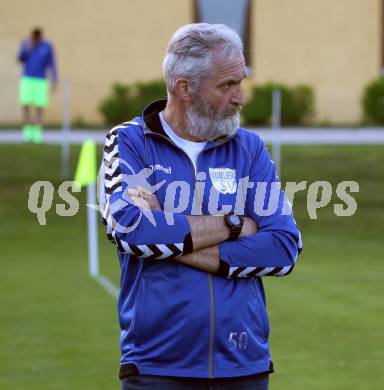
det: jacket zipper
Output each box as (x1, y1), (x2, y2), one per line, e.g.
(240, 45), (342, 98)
(195, 155), (215, 379)
(148, 132), (215, 377)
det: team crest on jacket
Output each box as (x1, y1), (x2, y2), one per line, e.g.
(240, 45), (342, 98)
(209, 167), (237, 194)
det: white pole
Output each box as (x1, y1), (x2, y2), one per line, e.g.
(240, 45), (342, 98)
(87, 182), (99, 277)
(61, 79), (70, 179)
(272, 89), (282, 177)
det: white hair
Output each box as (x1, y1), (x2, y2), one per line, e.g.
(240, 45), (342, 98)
(163, 23), (243, 96)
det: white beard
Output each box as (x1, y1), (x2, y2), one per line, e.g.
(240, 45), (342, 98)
(185, 97), (240, 141)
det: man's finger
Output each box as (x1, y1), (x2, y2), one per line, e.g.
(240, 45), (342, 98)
(137, 185), (152, 195)
(131, 195), (150, 210)
(127, 188), (140, 196)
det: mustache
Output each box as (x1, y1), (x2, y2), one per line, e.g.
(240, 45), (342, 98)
(223, 105), (243, 117)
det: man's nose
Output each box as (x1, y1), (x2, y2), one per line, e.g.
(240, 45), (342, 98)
(231, 86), (245, 107)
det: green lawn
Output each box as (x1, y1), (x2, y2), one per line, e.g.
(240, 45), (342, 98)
(0, 144), (383, 389)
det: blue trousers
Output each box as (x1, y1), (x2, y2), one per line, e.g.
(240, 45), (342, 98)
(121, 373), (269, 390)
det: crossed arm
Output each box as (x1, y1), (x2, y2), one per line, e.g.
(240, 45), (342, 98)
(104, 129), (300, 279)
(128, 187), (258, 274)
(178, 216), (258, 273)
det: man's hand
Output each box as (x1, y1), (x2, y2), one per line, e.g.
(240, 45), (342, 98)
(241, 217), (258, 237)
(128, 185), (162, 211)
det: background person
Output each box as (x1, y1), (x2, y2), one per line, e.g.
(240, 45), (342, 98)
(17, 27), (58, 143)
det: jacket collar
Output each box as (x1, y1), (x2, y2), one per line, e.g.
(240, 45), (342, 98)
(142, 99), (168, 136)
(141, 99), (237, 147)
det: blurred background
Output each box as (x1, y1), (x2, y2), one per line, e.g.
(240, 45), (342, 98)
(1, 0), (384, 126)
(0, 1), (383, 389)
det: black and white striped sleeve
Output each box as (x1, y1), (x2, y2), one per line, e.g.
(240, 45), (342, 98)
(217, 230), (302, 279)
(101, 123), (193, 260)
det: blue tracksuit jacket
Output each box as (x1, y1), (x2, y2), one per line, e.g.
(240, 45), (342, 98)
(102, 99), (302, 378)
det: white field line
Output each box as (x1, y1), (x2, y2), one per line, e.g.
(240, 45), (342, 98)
(93, 274), (119, 298)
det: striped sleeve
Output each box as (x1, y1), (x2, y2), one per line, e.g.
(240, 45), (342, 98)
(218, 230), (302, 279)
(101, 122), (193, 260)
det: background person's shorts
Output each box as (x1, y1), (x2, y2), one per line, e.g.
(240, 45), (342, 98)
(19, 77), (49, 108)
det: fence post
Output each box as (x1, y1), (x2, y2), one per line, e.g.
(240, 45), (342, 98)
(61, 79), (71, 179)
(272, 88), (282, 177)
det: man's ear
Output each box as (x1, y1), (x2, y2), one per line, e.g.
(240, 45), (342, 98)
(174, 79), (191, 102)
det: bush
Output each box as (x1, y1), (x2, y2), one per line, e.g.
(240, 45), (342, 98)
(242, 83), (314, 126)
(99, 80), (167, 125)
(362, 78), (384, 125)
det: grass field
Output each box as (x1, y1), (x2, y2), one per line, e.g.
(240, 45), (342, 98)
(0, 143), (383, 389)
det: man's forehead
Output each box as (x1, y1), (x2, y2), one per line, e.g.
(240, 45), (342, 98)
(212, 54), (247, 80)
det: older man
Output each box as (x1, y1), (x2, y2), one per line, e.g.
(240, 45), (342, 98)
(102, 23), (302, 390)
